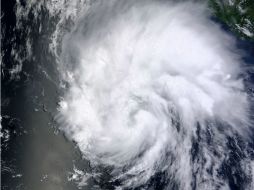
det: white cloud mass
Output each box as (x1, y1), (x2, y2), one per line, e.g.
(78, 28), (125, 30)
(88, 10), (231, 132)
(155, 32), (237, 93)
(57, 0), (252, 189)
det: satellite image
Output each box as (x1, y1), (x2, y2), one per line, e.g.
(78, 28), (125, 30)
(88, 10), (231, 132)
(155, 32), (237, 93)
(1, 0), (254, 190)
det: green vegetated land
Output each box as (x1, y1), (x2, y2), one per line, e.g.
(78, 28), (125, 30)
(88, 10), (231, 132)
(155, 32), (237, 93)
(209, 0), (254, 40)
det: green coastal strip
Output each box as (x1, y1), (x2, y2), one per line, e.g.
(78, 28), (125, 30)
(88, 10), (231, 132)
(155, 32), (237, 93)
(209, 0), (254, 40)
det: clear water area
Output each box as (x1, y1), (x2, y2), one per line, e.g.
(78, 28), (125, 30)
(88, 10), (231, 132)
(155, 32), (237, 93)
(1, 1), (90, 190)
(1, 1), (254, 190)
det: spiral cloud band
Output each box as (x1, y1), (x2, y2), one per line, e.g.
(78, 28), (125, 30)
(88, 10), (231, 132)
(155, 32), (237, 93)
(57, 1), (252, 189)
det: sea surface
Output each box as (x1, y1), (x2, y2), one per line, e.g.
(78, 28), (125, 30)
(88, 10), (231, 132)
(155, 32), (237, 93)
(2, 1), (254, 190)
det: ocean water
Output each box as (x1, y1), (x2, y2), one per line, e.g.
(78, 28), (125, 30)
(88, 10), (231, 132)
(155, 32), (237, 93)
(2, 0), (254, 190)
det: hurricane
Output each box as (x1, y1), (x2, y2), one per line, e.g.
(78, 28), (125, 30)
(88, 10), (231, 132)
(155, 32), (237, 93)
(55, 0), (253, 189)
